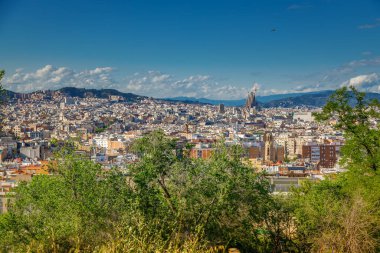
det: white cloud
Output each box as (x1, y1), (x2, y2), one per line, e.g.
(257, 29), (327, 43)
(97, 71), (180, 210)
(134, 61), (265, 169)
(346, 57), (380, 68)
(5, 65), (117, 92)
(124, 71), (247, 99)
(7, 64), (380, 100)
(290, 72), (380, 95)
(276, 73), (380, 95)
(341, 73), (379, 91)
(88, 67), (112, 75)
(4, 65), (250, 99)
(151, 74), (170, 83)
(341, 73), (377, 86)
(281, 56), (380, 95)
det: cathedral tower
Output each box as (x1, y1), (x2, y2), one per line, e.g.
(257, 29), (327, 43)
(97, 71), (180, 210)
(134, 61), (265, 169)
(264, 133), (274, 162)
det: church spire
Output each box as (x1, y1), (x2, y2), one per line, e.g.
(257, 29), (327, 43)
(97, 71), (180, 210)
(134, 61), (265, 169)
(245, 83), (258, 110)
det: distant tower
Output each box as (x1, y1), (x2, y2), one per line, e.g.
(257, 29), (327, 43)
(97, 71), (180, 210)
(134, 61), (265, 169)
(245, 85), (258, 112)
(264, 133), (274, 162)
(59, 112), (65, 122)
(219, 104), (225, 114)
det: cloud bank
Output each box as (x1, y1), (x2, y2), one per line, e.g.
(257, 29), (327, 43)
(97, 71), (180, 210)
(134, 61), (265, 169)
(4, 65), (249, 99)
(5, 65), (117, 92)
(341, 73), (380, 91)
(4, 63), (380, 99)
(124, 71), (248, 99)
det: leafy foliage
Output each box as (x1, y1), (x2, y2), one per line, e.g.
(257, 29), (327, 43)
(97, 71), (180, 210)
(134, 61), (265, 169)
(288, 86), (380, 253)
(313, 86), (380, 203)
(314, 86), (380, 173)
(128, 131), (281, 251)
(0, 148), (132, 252)
(0, 131), (290, 252)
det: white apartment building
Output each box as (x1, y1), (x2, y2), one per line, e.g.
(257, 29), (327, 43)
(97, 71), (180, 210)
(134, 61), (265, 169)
(92, 135), (109, 149)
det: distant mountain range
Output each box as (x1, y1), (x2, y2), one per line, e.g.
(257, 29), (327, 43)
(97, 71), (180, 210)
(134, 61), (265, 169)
(166, 90), (380, 108)
(58, 87), (145, 101)
(166, 91), (330, 106)
(262, 90), (336, 108)
(5, 87), (380, 108)
(164, 97), (246, 106)
(4, 87), (145, 102)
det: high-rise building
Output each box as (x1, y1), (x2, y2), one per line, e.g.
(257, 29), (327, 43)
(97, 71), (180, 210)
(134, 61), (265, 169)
(219, 104), (225, 114)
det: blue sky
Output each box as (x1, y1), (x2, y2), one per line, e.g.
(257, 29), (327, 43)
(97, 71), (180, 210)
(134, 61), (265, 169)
(1, 0), (380, 99)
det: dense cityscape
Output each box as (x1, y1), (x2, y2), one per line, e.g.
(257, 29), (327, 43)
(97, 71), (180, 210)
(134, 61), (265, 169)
(0, 87), (347, 213)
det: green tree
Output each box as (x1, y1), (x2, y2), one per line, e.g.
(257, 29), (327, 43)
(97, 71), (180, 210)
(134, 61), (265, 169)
(314, 86), (380, 174)
(0, 130), (295, 252)
(290, 177), (378, 253)
(129, 130), (286, 251)
(314, 86), (380, 202)
(288, 87), (380, 253)
(0, 150), (132, 252)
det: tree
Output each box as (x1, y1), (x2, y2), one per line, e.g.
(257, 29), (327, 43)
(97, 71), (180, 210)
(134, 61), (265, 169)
(289, 177), (378, 253)
(0, 150), (132, 252)
(288, 87), (380, 253)
(129, 130), (286, 251)
(314, 86), (380, 174)
(314, 86), (380, 202)
(0, 130), (307, 252)
(1, 131), (269, 251)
